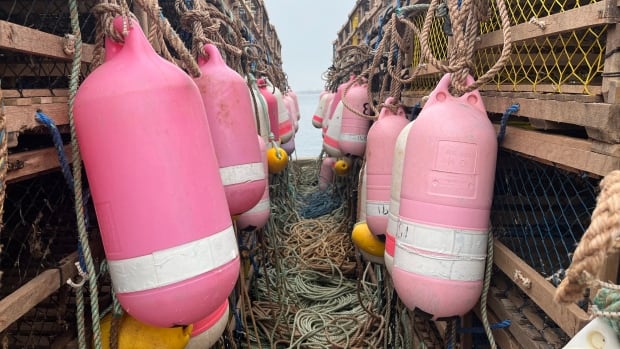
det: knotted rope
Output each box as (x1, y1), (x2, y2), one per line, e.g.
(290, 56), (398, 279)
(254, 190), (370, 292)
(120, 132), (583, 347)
(555, 170), (620, 303)
(175, 0), (244, 72)
(418, 0), (512, 94)
(92, 0), (201, 77)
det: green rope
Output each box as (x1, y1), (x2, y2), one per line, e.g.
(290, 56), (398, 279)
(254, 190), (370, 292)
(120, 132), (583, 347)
(68, 0), (103, 348)
(593, 287), (620, 335)
(75, 285), (87, 348)
(480, 232), (497, 349)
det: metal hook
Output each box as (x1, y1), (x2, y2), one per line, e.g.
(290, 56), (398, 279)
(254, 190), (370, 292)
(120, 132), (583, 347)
(66, 262), (87, 288)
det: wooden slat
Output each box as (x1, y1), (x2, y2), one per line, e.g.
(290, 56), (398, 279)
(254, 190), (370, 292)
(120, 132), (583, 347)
(486, 287), (553, 348)
(504, 288), (567, 347)
(496, 125), (620, 177)
(0, 20), (94, 62)
(602, 0), (620, 101)
(493, 240), (590, 337)
(472, 303), (523, 349)
(482, 95), (620, 142)
(477, 1), (614, 51)
(478, 84), (603, 97)
(2, 89), (70, 98)
(0, 252), (78, 333)
(482, 94), (616, 130)
(7, 145), (71, 183)
(4, 101), (69, 132)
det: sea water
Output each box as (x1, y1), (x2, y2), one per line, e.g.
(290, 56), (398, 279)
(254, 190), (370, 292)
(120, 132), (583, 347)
(292, 91), (324, 158)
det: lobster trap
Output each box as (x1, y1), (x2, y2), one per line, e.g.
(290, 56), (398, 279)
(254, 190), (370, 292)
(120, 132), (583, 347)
(333, 0), (620, 347)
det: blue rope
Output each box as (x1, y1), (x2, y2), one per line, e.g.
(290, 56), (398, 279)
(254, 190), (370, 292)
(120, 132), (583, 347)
(458, 320), (511, 334)
(374, 16), (385, 50)
(35, 111), (74, 192)
(496, 103), (519, 144)
(35, 110), (89, 271)
(298, 188), (342, 219)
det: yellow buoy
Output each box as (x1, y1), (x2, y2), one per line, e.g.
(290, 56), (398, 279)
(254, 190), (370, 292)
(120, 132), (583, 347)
(99, 312), (191, 349)
(351, 222), (385, 264)
(334, 157), (352, 176)
(267, 146), (288, 174)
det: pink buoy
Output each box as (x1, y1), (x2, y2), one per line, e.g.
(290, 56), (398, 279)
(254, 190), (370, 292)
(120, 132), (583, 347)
(322, 101), (344, 157)
(268, 81), (294, 143)
(73, 18), (239, 327)
(322, 77), (354, 137)
(195, 44), (265, 216)
(257, 79), (280, 142)
(366, 98), (409, 237)
(385, 121), (414, 273)
(312, 92), (329, 129)
(339, 79), (371, 157)
(237, 136), (270, 230)
(248, 78), (270, 142)
(288, 89), (301, 122)
(392, 74), (497, 318)
(327, 75), (355, 123)
(186, 300), (230, 349)
(284, 93), (299, 132)
(321, 93), (335, 136)
(318, 157), (336, 190)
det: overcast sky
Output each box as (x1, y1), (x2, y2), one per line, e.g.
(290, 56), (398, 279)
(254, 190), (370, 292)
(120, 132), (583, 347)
(262, 1), (354, 92)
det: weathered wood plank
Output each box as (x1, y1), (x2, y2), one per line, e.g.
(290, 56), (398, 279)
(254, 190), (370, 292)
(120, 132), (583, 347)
(473, 303), (523, 349)
(0, 20), (94, 62)
(7, 145), (72, 183)
(477, 1), (614, 50)
(486, 287), (552, 349)
(602, 0), (620, 101)
(2, 89), (70, 98)
(496, 125), (620, 177)
(4, 101), (69, 132)
(493, 241), (590, 337)
(0, 252), (78, 333)
(482, 95), (618, 131)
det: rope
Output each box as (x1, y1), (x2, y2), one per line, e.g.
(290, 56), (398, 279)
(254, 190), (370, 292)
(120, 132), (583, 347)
(68, 1), (103, 348)
(175, 0), (244, 72)
(35, 111), (91, 269)
(91, 1), (131, 67)
(0, 88), (7, 232)
(591, 287), (620, 334)
(555, 170), (620, 303)
(496, 103), (519, 143)
(109, 290), (124, 349)
(418, 0), (513, 94)
(134, 0), (202, 77)
(237, 159), (385, 348)
(480, 232), (498, 349)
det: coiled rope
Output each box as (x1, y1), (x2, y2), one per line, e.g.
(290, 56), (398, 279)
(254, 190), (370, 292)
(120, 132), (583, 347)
(239, 160), (385, 348)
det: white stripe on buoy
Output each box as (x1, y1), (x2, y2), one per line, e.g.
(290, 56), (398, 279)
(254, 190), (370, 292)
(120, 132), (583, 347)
(219, 162), (265, 186)
(109, 225), (238, 293)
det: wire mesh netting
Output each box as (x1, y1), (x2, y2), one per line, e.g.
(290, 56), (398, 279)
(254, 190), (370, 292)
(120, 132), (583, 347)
(477, 0), (606, 95)
(0, 172), (97, 348)
(408, 13), (445, 92)
(491, 150), (598, 285)
(407, 0), (607, 95)
(0, 0), (99, 91)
